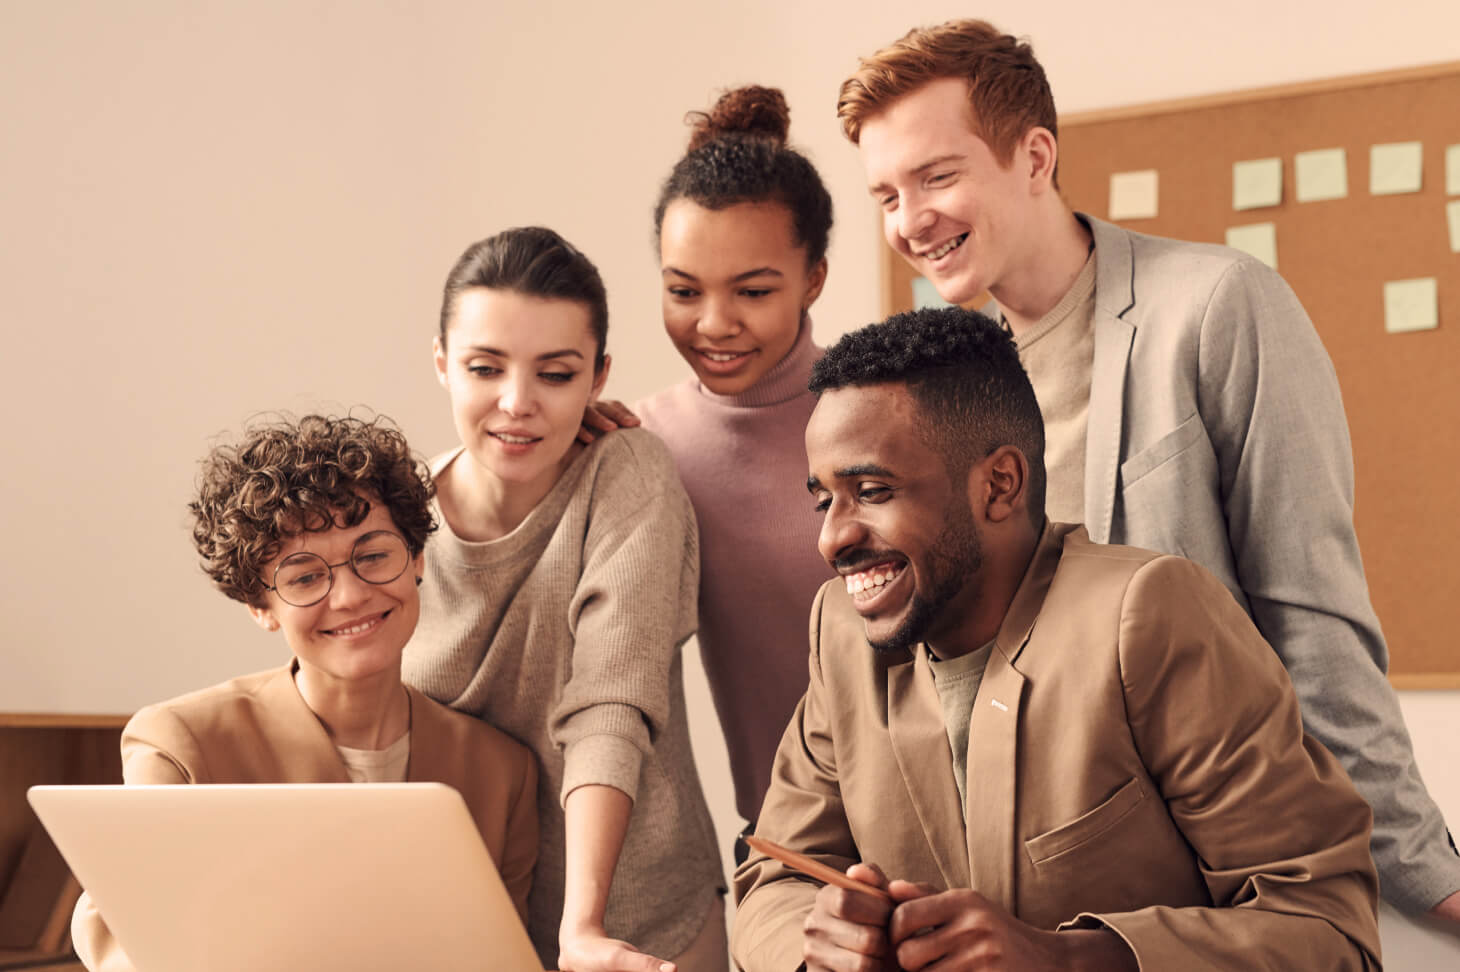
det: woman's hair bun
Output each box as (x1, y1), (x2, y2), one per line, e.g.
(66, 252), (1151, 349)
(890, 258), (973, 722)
(686, 85), (790, 153)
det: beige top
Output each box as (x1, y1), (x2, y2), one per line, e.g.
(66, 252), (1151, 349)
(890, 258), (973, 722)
(926, 642), (994, 815)
(1015, 252), (1097, 525)
(335, 732), (410, 783)
(402, 428), (722, 965)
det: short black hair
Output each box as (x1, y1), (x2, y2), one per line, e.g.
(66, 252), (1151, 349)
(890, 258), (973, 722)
(810, 307), (1045, 524)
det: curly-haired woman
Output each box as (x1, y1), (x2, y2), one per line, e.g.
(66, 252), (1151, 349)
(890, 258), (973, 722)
(71, 414), (538, 972)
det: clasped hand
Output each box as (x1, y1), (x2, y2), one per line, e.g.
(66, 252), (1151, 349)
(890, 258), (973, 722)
(802, 863), (1134, 972)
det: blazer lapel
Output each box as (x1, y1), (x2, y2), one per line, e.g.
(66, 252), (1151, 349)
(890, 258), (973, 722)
(261, 662), (354, 783)
(1082, 215), (1137, 545)
(886, 654), (970, 890)
(964, 526), (1065, 908)
(965, 652), (1025, 909)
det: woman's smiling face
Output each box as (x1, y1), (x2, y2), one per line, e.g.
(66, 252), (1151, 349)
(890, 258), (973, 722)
(248, 500), (424, 685)
(659, 199), (826, 395)
(434, 287), (608, 495)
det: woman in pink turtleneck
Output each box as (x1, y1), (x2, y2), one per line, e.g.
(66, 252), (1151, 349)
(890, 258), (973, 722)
(634, 86), (836, 851)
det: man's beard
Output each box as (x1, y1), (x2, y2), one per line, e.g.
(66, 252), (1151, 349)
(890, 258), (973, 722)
(870, 500), (982, 655)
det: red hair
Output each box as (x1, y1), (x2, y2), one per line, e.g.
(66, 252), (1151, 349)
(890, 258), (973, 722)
(837, 19), (1057, 169)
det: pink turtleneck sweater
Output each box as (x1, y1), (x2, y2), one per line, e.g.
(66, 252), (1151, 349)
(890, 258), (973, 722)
(636, 323), (832, 822)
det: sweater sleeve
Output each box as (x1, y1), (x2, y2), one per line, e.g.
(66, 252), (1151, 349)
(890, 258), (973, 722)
(71, 707), (194, 972)
(549, 431), (700, 805)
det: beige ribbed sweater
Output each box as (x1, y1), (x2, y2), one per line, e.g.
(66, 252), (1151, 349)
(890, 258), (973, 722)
(402, 428), (722, 966)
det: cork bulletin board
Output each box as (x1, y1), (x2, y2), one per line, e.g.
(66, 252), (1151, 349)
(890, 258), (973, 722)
(883, 63), (1460, 687)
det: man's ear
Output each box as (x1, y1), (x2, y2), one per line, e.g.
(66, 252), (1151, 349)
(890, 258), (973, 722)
(248, 602), (281, 632)
(974, 445), (1029, 524)
(1021, 126), (1058, 195)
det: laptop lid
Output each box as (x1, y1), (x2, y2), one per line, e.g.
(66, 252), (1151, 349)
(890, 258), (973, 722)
(29, 782), (544, 972)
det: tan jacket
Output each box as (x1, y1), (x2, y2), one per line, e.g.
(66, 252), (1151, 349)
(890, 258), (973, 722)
(733, 524), (1381, 971)
(72, 664), (538, 972)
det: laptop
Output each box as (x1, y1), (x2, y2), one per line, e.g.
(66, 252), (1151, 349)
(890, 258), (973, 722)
(28, 782), (544, 972)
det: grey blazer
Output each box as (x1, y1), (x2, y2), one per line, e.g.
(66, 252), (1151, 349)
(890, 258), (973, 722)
(1081, 213), (1457, 912)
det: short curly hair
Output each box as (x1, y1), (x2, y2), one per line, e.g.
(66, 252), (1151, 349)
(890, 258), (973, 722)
(189, 414), (436, 607)
(653, 85), (833, 267)
(809, 307), (1046, 525)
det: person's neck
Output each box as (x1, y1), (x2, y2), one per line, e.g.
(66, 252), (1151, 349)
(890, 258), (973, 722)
(440, 444), (577, 542)
(924, 529), (1040, 662)
(293, 662), (409, 751)
(992, 207), (1092, 337)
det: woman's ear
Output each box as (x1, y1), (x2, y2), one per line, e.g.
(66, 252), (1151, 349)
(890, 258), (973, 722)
(590, 353), (612, 402)
(803, 258), (829, 310)
(248, 603), (281, 632)
(432, 335), (449, 388)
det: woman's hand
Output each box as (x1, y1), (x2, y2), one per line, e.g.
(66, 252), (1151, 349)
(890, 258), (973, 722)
(558, 927), (675, 972)
(577, 400), (641, 444)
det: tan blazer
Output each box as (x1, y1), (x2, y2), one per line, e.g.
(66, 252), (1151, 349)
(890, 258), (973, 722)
(733, 525), (1381, 971)
(72, 664), (539, 972)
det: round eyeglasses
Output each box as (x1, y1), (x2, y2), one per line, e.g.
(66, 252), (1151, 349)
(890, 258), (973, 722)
(262, 530), (412, 607)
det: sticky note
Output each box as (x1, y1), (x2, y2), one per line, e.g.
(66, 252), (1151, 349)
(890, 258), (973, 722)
(1448, 200), (1460, 253)
(1370, 141), (1423, 195)
(1447, 144), (1460, 196)
(912, 276), (955, 310)
(1109, 170), (1159, 220)
(1295, 148), (1348, 202)
(1383, 278), (1438, 334)
(1233, 158), (1282, 210)
(1225, 223), (1278, 270)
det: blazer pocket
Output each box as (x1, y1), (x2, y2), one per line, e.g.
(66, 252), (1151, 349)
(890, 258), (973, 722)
(1119, 413), (1204, 488)
(1024, 777), (1147, 866)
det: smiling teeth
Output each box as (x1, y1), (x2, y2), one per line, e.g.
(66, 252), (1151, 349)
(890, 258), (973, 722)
(926, 235), (966, 260)
(493, 433), (534, 444)
(702, 351), (745, 362)
(845, 565), (902, 595)
(331, 617), (380, 636)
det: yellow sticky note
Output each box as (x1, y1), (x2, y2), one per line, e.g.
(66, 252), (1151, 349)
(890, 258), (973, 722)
(1370, 141), (1423, 195)
(1225, 223), (1278, 270)
(1448, 200), (1460, 254)
(1447, 144), (1460, 196)
(1295, 148), (1348, 203)
(1109, 170), (1159, 220)
(1383, 278), (1438, 334)
(1233, 158), (1282, 210)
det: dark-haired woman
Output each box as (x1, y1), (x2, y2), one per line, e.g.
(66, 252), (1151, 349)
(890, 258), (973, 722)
(634, 86), (835, 853)
(71, 415), (539, 972)
(403, 228), (724, 972)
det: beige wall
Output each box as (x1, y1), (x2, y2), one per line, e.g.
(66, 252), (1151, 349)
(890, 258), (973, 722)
(3, 0), (1457, 958)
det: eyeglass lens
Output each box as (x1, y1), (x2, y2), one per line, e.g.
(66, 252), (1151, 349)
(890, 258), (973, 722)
(271, 531), (410, 606)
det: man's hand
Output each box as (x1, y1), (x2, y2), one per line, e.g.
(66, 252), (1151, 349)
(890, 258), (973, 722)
(578, 399), (640, 444)
(1430, 889), (1460, 922)
(803, 863), (898, 972)
(887, 882), (1137, 972)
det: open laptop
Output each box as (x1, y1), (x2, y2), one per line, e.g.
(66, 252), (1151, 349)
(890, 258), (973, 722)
(28, 782), (544, 972)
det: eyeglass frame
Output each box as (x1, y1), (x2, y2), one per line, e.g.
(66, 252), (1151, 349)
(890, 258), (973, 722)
(259, 529), (414, 607)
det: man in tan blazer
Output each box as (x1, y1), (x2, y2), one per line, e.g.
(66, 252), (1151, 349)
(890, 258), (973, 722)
(733, 308), (1381, 971)
(839, 19), (1459, 921)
